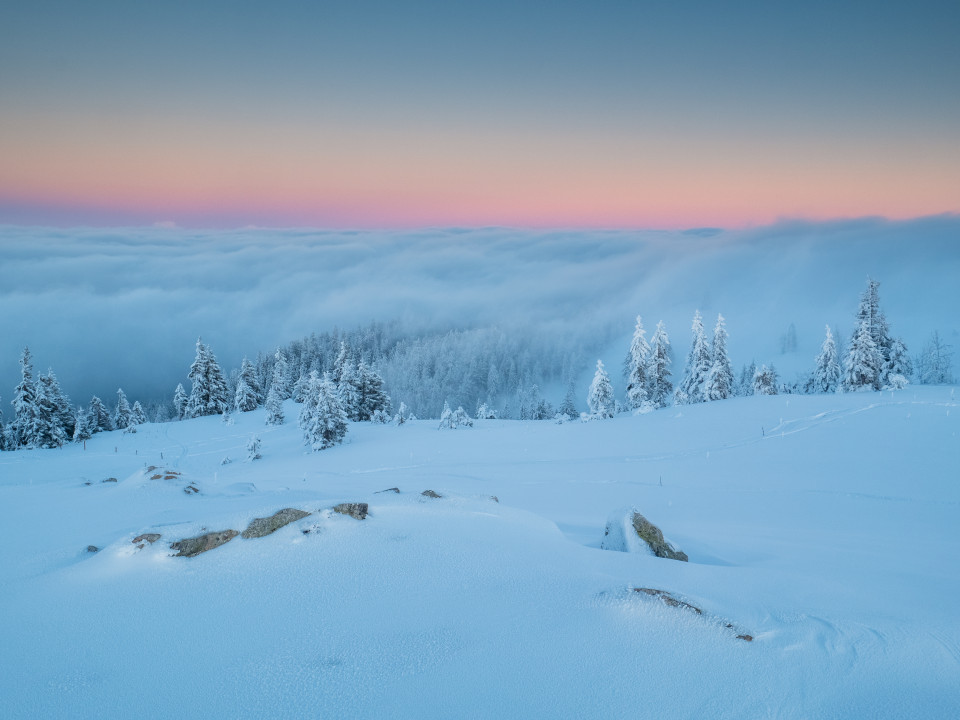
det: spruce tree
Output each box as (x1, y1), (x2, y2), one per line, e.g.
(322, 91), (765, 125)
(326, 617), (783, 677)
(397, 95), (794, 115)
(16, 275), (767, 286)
(558, 382), (578, 418)
(812, 325), (841, 393)
(271, 348), (291, 400)
(186, 338), (230, 417)
(625, 316), (651, 409)
(753, 365), (778, 395)
(88, 396), (113, 432)
(587, 360), (615, 418)
(131, 401), (147, 425)
(885, 337), (912, 382)
(114, 388), (133, 429)
(173, 383), (188, 420)
(265, 382), (285, 426)
(704, 314), (734, 401)
(843, 320), (882, 391)
(678, 311), (712, 404)
(12, 347), (37, 447)
(355, 359), (390, 421)
(303, 373), (348, 451)
(336, 360), (362, 421)
(438, 401), (454, 429)
(73, 405), (93, 443)
(646, 321), (673, 408)
(32, 375), (67, 448)
(234, 357), (261, 412)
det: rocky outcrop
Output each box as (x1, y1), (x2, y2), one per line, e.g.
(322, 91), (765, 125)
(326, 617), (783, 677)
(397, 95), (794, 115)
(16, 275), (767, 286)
(376, 487), (400, 494)
(333, 503), (368, 520)
(170, 530), (238, 557)
(240, 509), (311, 539)
(133, 533), (161, 548)
(421, 490), (442, 499)
(633, 588), (701, 614)
(602, 509), (688, 561)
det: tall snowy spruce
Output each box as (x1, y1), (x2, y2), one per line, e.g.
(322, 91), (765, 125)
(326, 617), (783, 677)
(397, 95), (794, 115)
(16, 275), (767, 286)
(625, 316), (651, 409)
(587, 360), (615, 418)
(32, 373), (67, 448)
(270, 347), (291, 401)
(186, 338), (230, 418)
(12, 347), (37, 447)
(645, 321), (673, 408)
(88, 396), (113, 433)
(355, 359), (390, 421)
(885, 337), (912, 384)
(265, 354), (287, 426)
(114, 388), (133, 429)
(703, 314), (734, 401)
(39, 369), (74, 440)
(300, 372), (348, 451)
(677, 310), (712, 404)
(234, 357), (262, 412)
(173, 383), (188, 420)
(843, 321), (882, 392)
(131, 401), (147, 426)
(72, 405), (94, 443)
(812, 325), (841, 393)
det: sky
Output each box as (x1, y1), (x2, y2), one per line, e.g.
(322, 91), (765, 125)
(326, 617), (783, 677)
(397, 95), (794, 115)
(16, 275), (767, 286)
(1, 0), (958, 228)
(1, 217), (958, 406)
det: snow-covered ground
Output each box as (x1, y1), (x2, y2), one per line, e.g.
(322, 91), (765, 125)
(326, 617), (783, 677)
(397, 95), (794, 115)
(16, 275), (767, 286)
(1, 387), (958, 718)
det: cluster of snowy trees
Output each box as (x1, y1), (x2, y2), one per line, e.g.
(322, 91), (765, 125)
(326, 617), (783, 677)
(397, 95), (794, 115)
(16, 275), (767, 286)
(4, 279), (956, 451)
(0, 347), (149, 450)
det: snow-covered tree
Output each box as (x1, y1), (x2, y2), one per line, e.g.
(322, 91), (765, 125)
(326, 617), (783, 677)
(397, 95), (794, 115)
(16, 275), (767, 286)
(173, 383), (188, 420)
(843, 320), (882, 392)
(336, 360), (362, 421)
(301, 373), (348, 451)
(114, 388), (133, 429)
(625, 316), (651, 409)
(677, 311), (712, 404)
(885, 337), (912, 381)
(186, 338), (230, 418)
(131, 400), (147, 426)
(292, 370), (310, 404)
(704, 314), (734, 401)
(270, 348), (291, 400)
(355, 359), (390, 421)
(558, 383), (578, 418)
(11, 347), (37, 447)
(88, 395), (113, 433)
(753, 365), (778, 395)
(916, 331), (954, 384)
(587, 360), (615, 418)
(234, 357), (261, 412)
(438, 401), (453, 429)
(811, 325), (841, 394)
(247, 434), (262, 461)
(32, 375), (67, 448)
(856, 279), (892, 383)
(393, 401), (411, 425)
(452, 406), (473, 427)
(646, 321), (673, 408)
(72, 405), (94, 443)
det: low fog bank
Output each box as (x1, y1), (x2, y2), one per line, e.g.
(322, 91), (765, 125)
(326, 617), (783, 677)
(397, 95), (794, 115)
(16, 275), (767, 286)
(0, 216), (957, 410)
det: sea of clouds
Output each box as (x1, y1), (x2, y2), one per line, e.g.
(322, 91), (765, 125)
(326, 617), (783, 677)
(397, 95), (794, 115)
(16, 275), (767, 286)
(1, 216), (957, 406)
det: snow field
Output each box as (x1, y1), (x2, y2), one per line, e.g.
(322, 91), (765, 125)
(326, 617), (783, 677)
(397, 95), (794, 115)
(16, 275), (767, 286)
(0, 387), (958, 718)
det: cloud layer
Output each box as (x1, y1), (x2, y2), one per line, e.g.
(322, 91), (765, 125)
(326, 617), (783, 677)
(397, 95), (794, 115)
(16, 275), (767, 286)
(1, 216), (958, 407)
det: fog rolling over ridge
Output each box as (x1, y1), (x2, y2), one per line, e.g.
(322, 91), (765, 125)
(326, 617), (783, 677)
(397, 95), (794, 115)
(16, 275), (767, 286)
(0, 216), (957, 408)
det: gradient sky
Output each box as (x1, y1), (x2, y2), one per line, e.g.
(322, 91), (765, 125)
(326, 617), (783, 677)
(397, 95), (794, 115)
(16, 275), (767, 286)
(1, 0), (958, 228)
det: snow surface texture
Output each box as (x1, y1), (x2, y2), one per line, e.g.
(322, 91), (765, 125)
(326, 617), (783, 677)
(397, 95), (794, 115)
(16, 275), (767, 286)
(1, 389), (959, 718)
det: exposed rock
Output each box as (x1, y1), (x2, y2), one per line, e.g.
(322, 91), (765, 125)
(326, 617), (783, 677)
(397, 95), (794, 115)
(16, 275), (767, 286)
(490, 495), (499, 503)
(150, 474), (163, 480)
(421, 490), (442, 499)
(602, 509), (687, 561)
(86, 545), (99, 553)
(333, 502), (369, 520)
(376, 487), (400, 494)
(170, 530), (238, 557)
(241, 508), (311, 539)
(631, 512), (688, 561)
(145, 465), (159, 473)
(184, 484), (199, 494)
(633, 588), (702, 615)
(736, 634), (754, 642)
(132, 533), (161, 548)
(102, 477), (118, 483)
